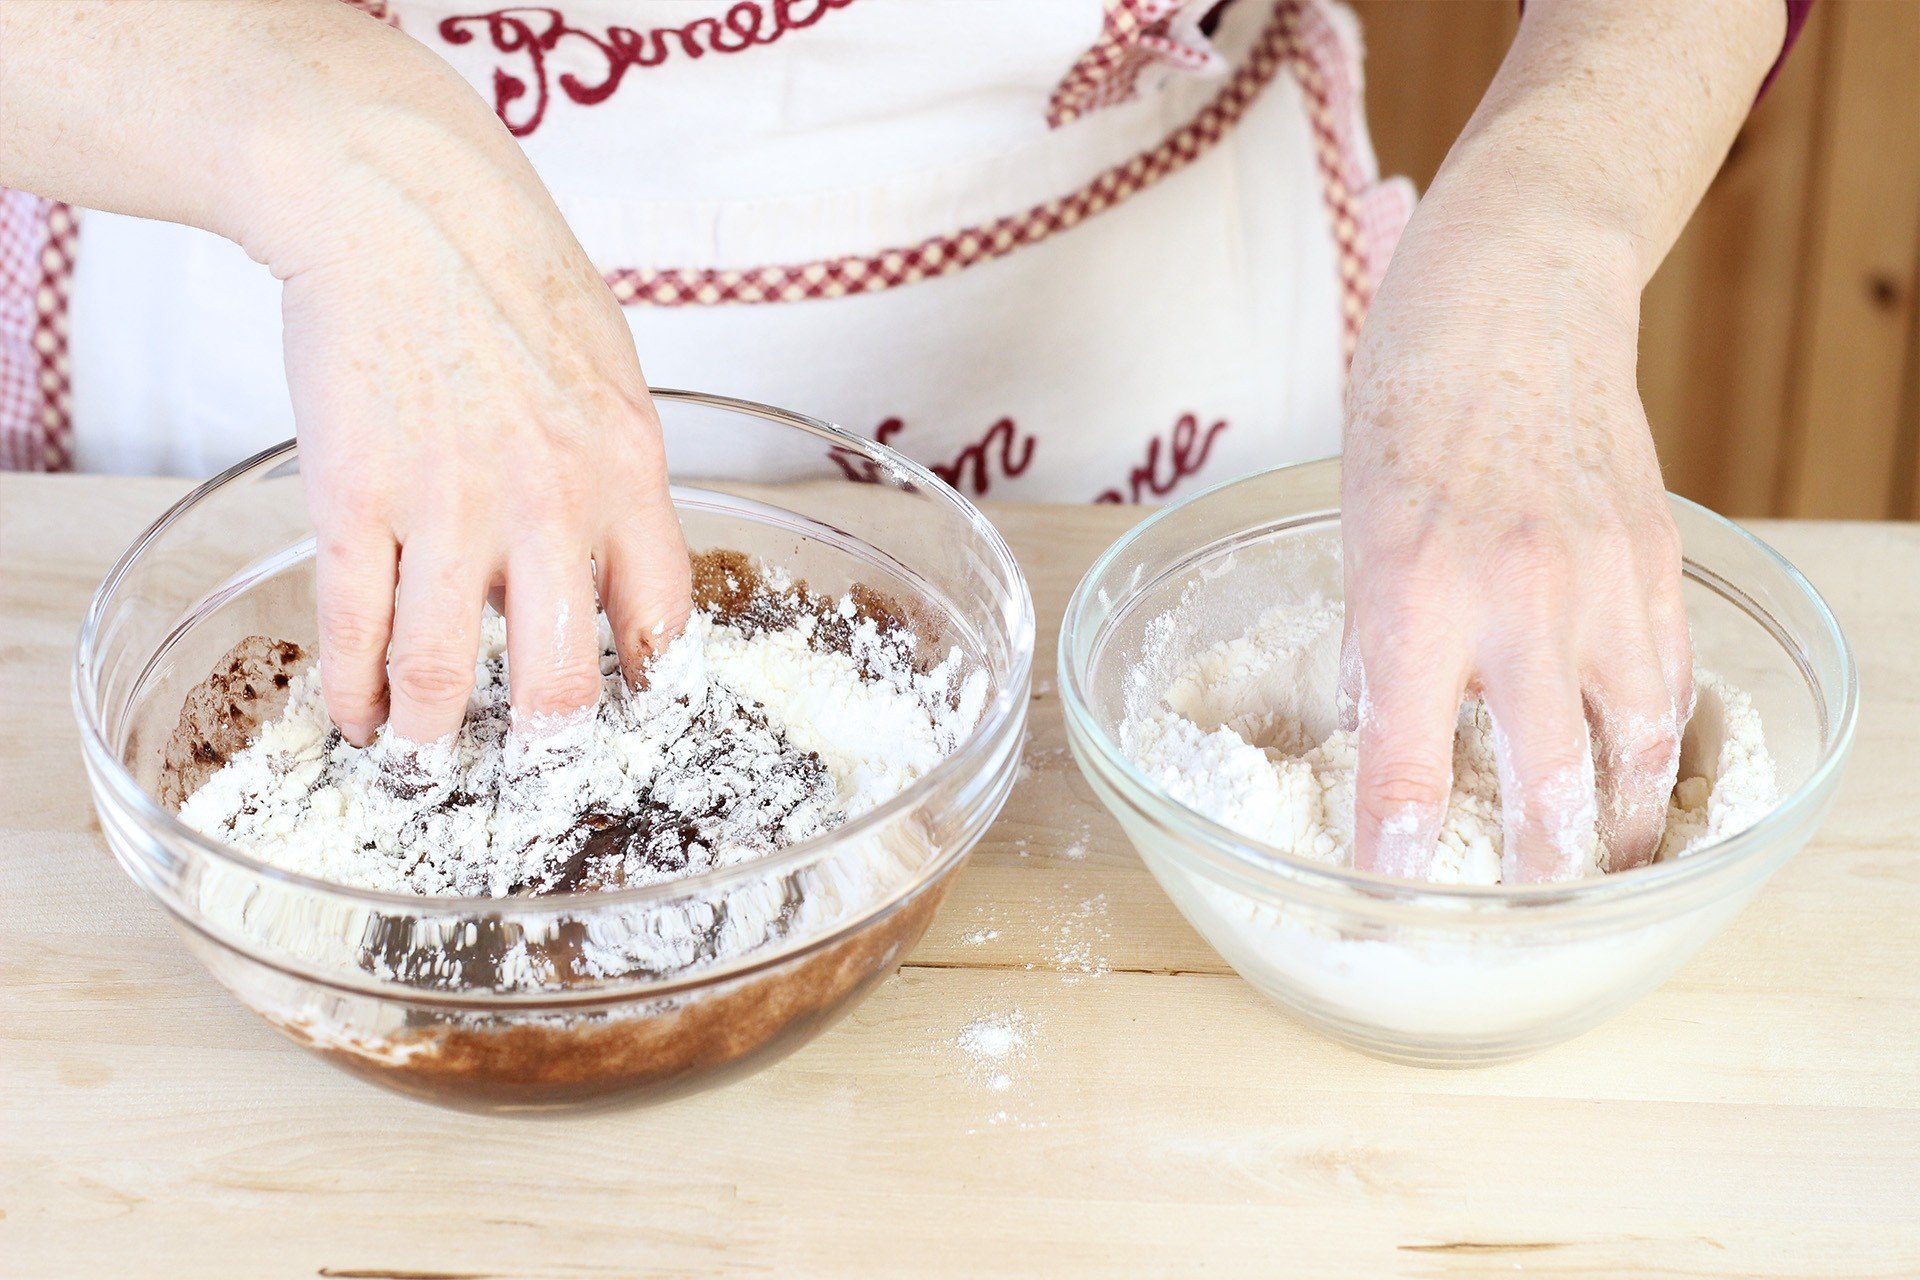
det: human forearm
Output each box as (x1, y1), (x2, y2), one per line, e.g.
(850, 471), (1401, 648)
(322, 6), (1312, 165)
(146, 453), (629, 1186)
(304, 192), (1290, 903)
(1418, 0), (1785, 289)
(0, 0), (541, 273)
(2, 0), (691, 748)
(1337, 0), (1786, 883)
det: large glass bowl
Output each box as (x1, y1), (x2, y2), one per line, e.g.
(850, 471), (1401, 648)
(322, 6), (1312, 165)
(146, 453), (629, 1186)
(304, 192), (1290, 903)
(74, 390), (1033, 1112)
(1060, 458), (1856, 1066)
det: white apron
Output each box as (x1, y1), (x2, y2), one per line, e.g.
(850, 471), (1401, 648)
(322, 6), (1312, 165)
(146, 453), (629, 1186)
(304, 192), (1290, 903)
(5, 0), (1413, 502)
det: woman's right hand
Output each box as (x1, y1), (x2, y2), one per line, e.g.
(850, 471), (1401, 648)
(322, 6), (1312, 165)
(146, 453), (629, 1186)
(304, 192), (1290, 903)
(2, 1), (691, 747)
(255, 12), (692, 748)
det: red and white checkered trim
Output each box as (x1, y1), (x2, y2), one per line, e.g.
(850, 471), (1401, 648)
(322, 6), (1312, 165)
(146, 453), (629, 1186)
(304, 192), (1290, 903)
(1295, 2), (1417, 355)
(1045, 0), (1222, 129)
(1286, 0), (1377, 358)
(603, 0), (1396, 341)
(0, 192), (77, 472)
(1359, 174), (1416, 307)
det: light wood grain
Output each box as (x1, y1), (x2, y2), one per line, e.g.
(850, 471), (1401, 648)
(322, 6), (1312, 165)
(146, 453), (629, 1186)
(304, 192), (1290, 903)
(3, 476), (1918, 1279)
(1780, 0), (1920, 517)
(1351, 0), (1920, 520)
(1345, 0), (1515, 184)
(1641, 0), (1831, 517)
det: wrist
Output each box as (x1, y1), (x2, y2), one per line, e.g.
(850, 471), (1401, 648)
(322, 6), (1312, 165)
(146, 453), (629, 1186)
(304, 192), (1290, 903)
(226, 15), (529, 277)
(1374, 199), (1641, 365)
(1355, 173), (1650, 454)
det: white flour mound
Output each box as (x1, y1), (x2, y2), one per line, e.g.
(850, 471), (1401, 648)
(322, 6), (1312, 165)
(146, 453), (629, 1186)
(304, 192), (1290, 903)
(1121, 595), (1778, 884)
(180, 593), (987, 898)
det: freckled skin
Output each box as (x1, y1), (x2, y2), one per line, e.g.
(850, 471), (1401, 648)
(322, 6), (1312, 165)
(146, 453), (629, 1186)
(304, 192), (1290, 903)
(1345, 262), (1691, 878)
(1339, 0), (1781, 881)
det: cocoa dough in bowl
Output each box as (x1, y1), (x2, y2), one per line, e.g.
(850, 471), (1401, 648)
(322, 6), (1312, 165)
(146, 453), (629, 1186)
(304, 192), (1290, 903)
(158, 553), (984, 1111)
(77, 399), (1032, 1112)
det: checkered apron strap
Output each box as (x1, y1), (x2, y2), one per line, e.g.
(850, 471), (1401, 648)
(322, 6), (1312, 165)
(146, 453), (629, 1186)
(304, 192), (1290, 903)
(1283, 0), (1413, 361)
(600, 0), (1397, 365)
(0, 190), (77, 473)
(1046, 0), (1222, 129)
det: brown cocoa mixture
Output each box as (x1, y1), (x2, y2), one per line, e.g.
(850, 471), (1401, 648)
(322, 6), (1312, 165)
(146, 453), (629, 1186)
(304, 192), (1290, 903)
(161, 550), (964, 1111)
(287, 872), (954, 1113)
(158, 635), (305, 810)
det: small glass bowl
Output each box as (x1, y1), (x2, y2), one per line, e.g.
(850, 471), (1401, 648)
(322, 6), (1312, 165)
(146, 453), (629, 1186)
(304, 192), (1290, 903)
(1060, 458), (1856, 1066)
(74, 390), (1033, 1112)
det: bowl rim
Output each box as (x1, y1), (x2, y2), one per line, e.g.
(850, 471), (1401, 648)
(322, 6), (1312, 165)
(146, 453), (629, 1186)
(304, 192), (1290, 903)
(72, 387), (1036, 920)
(1057, 456), (1860, 910)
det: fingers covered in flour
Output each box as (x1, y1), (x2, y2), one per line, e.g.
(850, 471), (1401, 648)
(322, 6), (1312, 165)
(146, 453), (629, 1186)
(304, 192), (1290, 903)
(1585, 641), (1684, 871)
(1479, 633), (1596, 884)
(1347, 602), (1470, 880)
(314, 523), (398, 748)
(598, 417), (693, 689)
(385, 537), (489, 745)
(1588, 564), (1693, 870)
(599, 511), (693, 690)
(503, 540), (604, 730)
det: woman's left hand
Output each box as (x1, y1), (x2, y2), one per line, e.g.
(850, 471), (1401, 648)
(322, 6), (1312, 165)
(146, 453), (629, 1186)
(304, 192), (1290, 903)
(1334, 0), (1784, 883)
(1340, 200), (1691, 883)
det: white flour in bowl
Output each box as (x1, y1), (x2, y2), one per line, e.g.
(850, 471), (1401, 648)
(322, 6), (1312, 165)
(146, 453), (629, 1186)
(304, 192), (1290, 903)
(167, 566), (995, 1014)
(1108, 580), (1788, 1050)
(1121, 595), (1778, 883)
(179, 586), (988, 899)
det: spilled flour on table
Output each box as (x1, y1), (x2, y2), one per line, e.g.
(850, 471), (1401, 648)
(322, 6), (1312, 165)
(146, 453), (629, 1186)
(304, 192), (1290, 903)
(1042, 887), (1111, 980)
(953, 1010), (1046, 1131)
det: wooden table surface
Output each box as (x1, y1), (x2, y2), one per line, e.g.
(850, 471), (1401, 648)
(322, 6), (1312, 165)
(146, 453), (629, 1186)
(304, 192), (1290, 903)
(3, 475), (1917, 1278)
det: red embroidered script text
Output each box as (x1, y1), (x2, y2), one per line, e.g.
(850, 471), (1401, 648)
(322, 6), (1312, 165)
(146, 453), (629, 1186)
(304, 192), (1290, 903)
(829, 411), (1227, 503)
(1095, 414), (1227, 503)
(440, 0), (856, 136)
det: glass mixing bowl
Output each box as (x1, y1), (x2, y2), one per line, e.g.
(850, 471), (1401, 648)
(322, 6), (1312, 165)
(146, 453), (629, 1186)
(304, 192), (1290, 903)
(74, 390), (1033, 1112)
(1060, 458), (1856, 1066)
